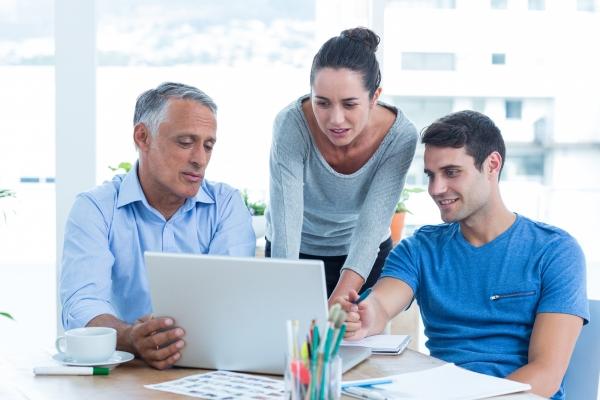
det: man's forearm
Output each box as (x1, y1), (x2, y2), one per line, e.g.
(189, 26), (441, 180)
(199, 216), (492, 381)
(87, 314), (135, 355)
(506, 361), (562, 398)
(366, 292), (393, 336)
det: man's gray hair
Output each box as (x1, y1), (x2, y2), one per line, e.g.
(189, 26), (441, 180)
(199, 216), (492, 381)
(133, 82), (217, 136)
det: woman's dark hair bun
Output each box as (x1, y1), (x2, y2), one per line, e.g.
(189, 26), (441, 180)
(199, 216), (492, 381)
(340, 27), (380, 53)
(310, 26), (382, 97)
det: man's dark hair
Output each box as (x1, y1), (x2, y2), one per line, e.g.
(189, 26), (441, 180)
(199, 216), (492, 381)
(421, 110), (506, 176)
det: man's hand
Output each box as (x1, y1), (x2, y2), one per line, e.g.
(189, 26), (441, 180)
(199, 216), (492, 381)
(127, 315), (186, 370)
(333, 290), (372, 340)
(87, 313), (185, 370)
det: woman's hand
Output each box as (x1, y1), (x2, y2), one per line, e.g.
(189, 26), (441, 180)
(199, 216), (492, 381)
(328, 269), (365, 309)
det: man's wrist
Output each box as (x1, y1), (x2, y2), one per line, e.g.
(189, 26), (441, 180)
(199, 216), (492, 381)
(119, 324), (137, 355)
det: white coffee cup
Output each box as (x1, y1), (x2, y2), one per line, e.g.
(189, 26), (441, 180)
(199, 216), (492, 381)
(55, 327), (117, 363)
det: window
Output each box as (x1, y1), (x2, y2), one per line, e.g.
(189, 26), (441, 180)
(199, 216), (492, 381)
(577, 0), (596, 12)
(387, 96), (454, 131)
(389, 0), (456, 8)
(401, 52), (455, 71)
(491, 0), (508, 10)
(505, 100), (523, 119)
(528, 0), (545, 10)
(503, 153), (545, 182)
(0, 0), (56, 348)
(95, 0), (316, 196)
(472, 98), (486, 112)
(492, 53), (506, 65)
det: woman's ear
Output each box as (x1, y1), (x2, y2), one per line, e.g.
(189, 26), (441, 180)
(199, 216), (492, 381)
(371, 87), (382, 107)
(133, 123), (151, 151)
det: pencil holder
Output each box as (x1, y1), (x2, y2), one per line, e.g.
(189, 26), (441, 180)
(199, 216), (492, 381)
(284, 355), (341, 400)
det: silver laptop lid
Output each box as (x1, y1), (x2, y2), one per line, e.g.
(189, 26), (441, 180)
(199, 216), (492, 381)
(145, 252), (329, 375)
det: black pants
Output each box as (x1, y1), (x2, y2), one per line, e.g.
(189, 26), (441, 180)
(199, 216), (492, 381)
(265, 237), (393, 297)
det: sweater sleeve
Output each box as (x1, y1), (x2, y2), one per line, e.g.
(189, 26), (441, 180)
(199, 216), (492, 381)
(267, 105), (309, 258)
(342, 118), (418, 279)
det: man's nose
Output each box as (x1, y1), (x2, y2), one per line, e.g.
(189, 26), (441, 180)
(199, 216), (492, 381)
(429, 177), (447, 197)
(190, 145), (209, 168)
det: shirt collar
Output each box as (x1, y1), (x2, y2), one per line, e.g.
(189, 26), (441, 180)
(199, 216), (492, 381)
(116, 162), (216, 210)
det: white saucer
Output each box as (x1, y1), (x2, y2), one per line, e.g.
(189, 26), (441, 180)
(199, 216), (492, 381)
(52, 350), (134, 367)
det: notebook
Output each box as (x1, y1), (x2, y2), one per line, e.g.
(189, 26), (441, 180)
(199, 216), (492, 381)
(145, 252), (371, 375)
(342, 334), (411, 355)
(342, 363), (531, 399)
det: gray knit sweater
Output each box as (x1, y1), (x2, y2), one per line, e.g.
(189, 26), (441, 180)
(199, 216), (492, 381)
(266, 95), (417, 279)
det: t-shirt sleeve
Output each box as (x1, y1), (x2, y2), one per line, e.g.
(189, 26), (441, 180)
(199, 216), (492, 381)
(380, 234), (421, 296)
(537, 233), (590, 324)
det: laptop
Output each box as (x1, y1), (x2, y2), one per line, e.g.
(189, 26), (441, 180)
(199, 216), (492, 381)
(145, 252), (371, 375)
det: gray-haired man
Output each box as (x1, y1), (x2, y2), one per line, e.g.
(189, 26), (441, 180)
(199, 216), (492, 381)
(60, 82), (256, 369)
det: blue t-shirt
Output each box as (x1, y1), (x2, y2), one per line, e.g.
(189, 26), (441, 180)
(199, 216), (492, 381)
(381, 214), (589, 400)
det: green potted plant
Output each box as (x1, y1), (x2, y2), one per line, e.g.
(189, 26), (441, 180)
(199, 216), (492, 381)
(242, 189), (267, 238)
(109, 162), (133, 174)
(1, 188), (15, 320)
(390, 187), (424, 243)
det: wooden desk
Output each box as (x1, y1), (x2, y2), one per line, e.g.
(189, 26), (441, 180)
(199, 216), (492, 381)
(0, 326), (544, 400)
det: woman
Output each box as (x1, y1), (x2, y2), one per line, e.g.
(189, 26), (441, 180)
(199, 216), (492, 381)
(265, 27), (417, 302)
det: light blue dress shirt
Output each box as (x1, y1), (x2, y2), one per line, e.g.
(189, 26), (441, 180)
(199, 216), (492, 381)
(60, 167), (256, 330)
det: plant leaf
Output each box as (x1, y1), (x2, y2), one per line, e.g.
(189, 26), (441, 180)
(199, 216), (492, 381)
(0, 189), (16, 199)
(108, 162), (133, 173)
(395, 187), (424, 214)
(0, 312), (14, 320)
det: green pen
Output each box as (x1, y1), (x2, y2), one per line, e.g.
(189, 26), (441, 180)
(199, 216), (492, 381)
(33, 366), (110, 376)
(353, 288), (372, 305)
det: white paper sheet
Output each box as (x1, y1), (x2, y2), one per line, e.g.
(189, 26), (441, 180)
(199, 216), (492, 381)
(145, 370), (285, 399)
(342, 363), (531, 400)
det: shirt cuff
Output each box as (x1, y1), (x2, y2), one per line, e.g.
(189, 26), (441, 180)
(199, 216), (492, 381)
(63, 299), (117, 330)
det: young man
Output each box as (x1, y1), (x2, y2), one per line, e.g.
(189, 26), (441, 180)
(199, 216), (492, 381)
(60, 82), (256, 369)
(341, 110), (589, 399)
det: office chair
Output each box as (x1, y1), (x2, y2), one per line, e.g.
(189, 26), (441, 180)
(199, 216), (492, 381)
(563, 300), (600, 400)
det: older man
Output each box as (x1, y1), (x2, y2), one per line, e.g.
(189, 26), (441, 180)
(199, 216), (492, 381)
(60, 82), (255, 369)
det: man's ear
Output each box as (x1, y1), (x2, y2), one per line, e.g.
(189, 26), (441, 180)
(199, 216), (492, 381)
(133, 123), (151, 151)
(487, 151), (503, 177)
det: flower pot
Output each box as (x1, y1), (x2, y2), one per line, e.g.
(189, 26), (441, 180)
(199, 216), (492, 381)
(390, 212), (406, 244)
(252, 215), (266, 239)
